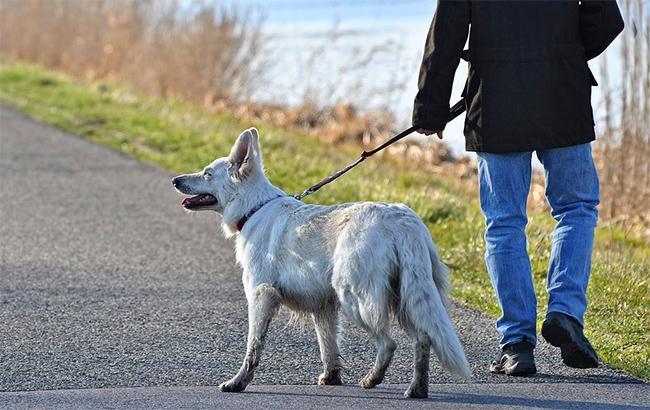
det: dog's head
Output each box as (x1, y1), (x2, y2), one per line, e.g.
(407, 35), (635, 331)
(172, 127), (264, 214)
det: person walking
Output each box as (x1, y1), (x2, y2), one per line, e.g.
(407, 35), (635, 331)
(413, 0), (624, 375)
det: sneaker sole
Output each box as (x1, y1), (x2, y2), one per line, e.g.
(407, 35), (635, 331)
(542, 320), (599, 369)
(504, 362), (537, 376)
(490, 361), (536, 376)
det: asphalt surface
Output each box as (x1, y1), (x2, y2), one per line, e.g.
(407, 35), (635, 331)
(0, 106), (646, 408)
(2, 384), (649, 410)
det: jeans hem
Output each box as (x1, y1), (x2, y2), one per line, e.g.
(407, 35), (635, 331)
(499, 335), (537, 349)
(546, 307), (584, 327)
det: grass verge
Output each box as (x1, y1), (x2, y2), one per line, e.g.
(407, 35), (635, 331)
(1, 63), (647, 381)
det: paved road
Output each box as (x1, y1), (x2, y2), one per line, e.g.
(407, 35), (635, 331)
(3, 384), (649, 410)
(0, 106), (646, 408)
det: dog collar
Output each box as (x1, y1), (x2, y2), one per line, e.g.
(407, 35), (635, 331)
(236, 195), (285, 232)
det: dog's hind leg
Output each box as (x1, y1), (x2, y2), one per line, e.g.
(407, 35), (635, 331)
(404, 333), (431, 398)
(335, 272), (396, 388)
(313, 308), (342, 385)
(219, 283), (280, 393)
(357, 302), (397, 389)
(359, 329), (397, 389)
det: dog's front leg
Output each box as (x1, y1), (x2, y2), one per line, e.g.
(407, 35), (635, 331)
(219, 283), (280, 392)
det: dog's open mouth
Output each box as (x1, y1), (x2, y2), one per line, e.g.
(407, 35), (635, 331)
(181, 194), (218, 209)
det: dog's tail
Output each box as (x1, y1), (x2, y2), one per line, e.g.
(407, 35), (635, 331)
(398, 230), (471, 380)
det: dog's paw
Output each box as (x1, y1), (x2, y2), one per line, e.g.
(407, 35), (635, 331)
(359, 373), (380, 389)
(404, 384), (428, 399)
(318, 370), (342, 386)
(219, 380), (246, 393)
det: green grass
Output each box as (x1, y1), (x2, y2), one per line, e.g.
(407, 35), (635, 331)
(1, 62), (647, 381)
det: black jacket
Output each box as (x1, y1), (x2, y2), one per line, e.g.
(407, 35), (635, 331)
(412, 0), (624, 153)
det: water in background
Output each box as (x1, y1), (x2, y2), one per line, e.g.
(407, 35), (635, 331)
(233, 0), (618, 157)
(229, 0), (467, 154)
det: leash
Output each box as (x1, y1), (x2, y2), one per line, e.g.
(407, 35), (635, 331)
(293, 98), (467, 201)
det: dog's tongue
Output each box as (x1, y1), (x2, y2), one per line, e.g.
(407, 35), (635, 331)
(182, 194), (217, 208)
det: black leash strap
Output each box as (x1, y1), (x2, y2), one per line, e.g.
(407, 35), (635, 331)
(293, 98), (466, 201)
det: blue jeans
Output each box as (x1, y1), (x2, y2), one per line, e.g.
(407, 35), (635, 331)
(477, 143), (600, 348)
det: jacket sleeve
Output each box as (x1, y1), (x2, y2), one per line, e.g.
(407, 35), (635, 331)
(579, 0), (625, 60)
(412, 0), (470, 131)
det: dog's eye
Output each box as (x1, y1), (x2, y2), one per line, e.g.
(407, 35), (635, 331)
(203, 170), (212, 178)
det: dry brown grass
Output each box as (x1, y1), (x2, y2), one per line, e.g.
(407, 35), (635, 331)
(0, 0), (264, 103)
(594, 0), (650, 237)
(204, 97), (465, 179)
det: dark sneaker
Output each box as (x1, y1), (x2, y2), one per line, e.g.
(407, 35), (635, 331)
(542, 311), (599, 369)
(490, 341), (537, 376)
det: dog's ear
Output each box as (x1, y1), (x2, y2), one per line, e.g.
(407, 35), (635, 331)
(247, 127), (261, 158)
(228, 128), (261, 180)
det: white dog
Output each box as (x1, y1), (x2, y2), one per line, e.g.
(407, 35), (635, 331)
(172, 128), (471, 398)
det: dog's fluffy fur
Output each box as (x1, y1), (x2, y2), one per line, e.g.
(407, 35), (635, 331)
(172, 128), (471, 398)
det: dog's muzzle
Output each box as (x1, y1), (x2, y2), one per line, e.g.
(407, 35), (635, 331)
(172, 176), (218, 209)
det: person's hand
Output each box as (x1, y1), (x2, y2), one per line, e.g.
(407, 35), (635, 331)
(418, 128), (443, 139)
